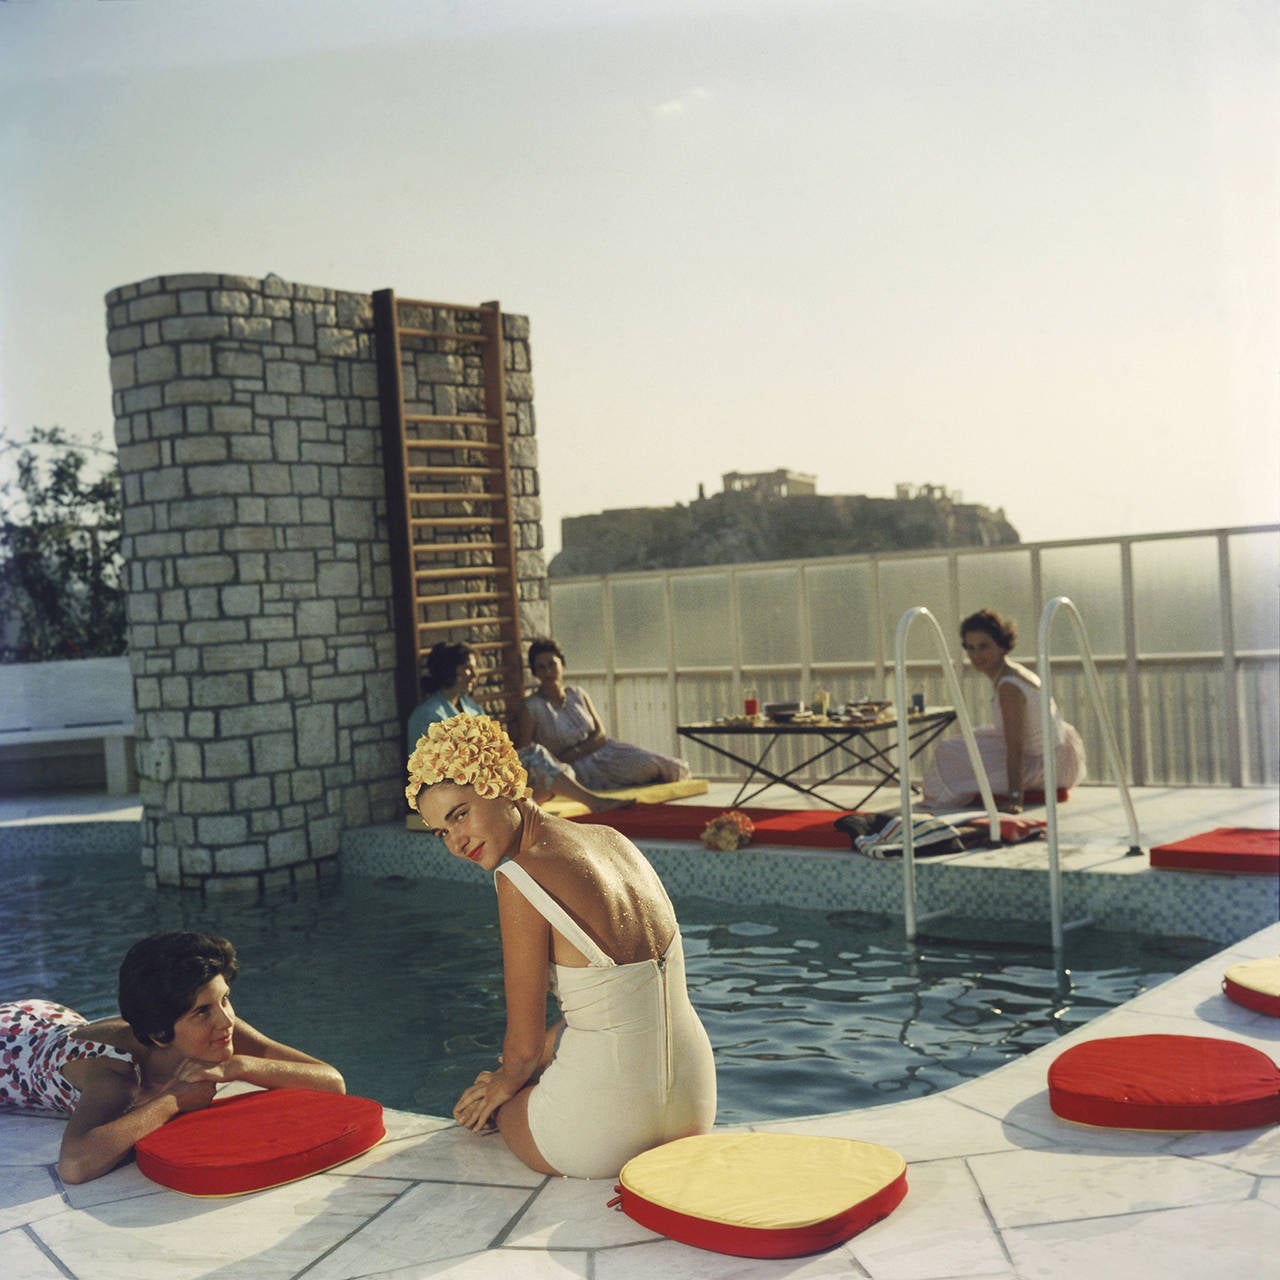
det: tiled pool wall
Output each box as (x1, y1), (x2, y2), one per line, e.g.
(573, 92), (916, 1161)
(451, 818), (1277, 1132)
(0, 820), (141, 859)
(2, 818), (1273, 945)
(340, 822), (1279, 945)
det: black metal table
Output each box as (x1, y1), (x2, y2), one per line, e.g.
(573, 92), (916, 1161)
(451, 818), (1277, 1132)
(676, 709), (957, 810)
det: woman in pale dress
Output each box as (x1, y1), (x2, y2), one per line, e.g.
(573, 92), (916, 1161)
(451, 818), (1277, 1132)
(407, 641), (629, 813)
(922, 609), (1086, 814)
(513, 639), (690, 792)
(407, 715), (715, 1178)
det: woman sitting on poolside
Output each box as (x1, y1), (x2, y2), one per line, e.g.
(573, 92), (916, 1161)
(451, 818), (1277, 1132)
(409, 714), (716, 1179)
(0, 932), (345, 1184)
(407, 641), (630, 813)
(922, 608), (1087, 813)
(514, 638), (690, 792)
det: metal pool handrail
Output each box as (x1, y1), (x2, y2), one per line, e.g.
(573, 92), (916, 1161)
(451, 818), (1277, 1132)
(1039, 595), (1143, 953)
(894, 606), (1002, 940)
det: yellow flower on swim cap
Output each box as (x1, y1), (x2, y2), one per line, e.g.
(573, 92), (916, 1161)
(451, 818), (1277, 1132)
(405, 714), (531, 809)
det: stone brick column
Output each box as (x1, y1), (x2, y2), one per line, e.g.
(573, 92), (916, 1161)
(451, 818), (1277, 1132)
(105, 273), (548, 891)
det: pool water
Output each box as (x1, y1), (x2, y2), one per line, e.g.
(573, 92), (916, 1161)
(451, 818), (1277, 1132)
(0, 843), (1218, 1124)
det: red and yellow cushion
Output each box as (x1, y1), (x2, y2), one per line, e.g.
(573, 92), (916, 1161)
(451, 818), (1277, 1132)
(135, 1089), (384, 1196)
(1223, 957), (1280, 1017)
(1048, 1035), (1280, 1131)
(613, 1132), (907, 1258)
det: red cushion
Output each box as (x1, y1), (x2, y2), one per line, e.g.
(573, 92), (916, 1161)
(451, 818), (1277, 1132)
(613, 1133), (907, 1258)
(1048, 1035), (1280, 1131)
(1223, 958), (1280, 1017)
(1149, 827), (1280, 874)
(135, 1089), (384, 1196)
(995, 788), (1069, 805)
(573, 804), (850, 849)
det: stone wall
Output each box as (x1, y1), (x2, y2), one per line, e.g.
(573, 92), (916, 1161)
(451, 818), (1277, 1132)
(105, 273), (547, 892)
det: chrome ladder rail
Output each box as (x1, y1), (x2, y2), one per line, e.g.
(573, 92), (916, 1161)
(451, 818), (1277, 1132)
(1039, 596), (1143, 953)
(894, 606), (1002, 939)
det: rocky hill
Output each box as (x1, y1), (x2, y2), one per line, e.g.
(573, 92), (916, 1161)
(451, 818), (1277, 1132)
(548, 483), (1019, 578)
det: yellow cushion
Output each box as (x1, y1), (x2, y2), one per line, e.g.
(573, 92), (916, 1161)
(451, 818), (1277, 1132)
(615, 1132), (907, 1258)
(542, 777), (709, 817)
(1223, 957), (1280, 1016)
(404, 777), (710, 829)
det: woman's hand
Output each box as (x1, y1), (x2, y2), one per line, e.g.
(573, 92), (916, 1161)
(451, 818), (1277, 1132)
(452, 1070), (516, 1132)
(172, 1077), (218, 1112)
(132, 1057), (218, 1113)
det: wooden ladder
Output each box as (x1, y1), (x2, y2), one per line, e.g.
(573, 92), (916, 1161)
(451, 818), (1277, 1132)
(373, 290), (525, 734)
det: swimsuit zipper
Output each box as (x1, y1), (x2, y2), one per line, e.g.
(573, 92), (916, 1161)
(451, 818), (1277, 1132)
(656, 953), (672, 1092)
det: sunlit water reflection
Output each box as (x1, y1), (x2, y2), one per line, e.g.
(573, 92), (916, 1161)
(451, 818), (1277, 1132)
(0, 844), (1217, 1124)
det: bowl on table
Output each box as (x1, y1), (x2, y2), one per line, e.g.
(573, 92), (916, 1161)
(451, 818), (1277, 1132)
(764, 700), (803, 724)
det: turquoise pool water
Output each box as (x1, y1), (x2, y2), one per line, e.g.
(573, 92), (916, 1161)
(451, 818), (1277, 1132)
(0, 843), (1217, 1124)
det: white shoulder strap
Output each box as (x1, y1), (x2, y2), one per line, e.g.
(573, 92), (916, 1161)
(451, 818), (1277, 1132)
(494, 861), (613, 966)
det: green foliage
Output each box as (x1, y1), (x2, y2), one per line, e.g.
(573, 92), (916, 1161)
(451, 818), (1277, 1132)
(0, 426), (125, 662)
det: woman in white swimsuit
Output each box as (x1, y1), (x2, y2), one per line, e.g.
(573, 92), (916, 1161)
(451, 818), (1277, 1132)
(0, 932), (345, 1183)
(408, 715), (716, 1179)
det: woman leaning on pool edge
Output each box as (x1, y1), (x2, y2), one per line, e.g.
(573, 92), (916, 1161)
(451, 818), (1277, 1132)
(0, 932), (344, 1184)
(408, 714), (716, 1179)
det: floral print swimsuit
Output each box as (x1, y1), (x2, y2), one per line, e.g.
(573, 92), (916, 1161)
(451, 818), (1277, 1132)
(0, 999), (137, 1114)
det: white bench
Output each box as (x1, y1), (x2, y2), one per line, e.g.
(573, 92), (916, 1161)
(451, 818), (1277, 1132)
(0, 657), (136, 794)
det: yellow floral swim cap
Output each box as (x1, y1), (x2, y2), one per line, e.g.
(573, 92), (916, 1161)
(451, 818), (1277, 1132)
(405, 714), (532, 810)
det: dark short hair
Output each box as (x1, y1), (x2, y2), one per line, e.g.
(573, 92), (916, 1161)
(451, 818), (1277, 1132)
(118, 932), (239, 1046)
(960, 608), (1017, 652)
(527, 637), (565, 675)
(423, 641), (474, 694)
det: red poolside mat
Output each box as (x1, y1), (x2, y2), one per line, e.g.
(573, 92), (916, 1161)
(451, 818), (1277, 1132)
(135, 1090), (385, 1196)
(1048, 1035), (1280, 1131)
(1148, 828), (1279, 875)
(570, 804), (850, 850)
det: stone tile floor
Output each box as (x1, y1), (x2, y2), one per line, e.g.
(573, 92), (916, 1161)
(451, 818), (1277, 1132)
(2, 784), (1278, 1278)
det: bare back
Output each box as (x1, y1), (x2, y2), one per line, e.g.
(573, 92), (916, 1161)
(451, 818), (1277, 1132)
(512, 806), (676, 967)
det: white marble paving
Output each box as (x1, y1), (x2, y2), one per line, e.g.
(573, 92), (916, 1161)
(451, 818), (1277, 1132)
(847, 1159), (1010, 1280)
(1170, 1122), (1280, 1176)
(754, 1094), (1041, 1162)
(32, 1175), (406, 1280)
(594, 1237), (868, 1279)
(303, 1181), (539, 1279)
(341, 1123), (545, 1189)
(968, 1148), (1255, 1228)
(0, 1115), (62, 1166)
(352, 1250), (593, 1279)
(0, 1228), (70, 1280)
(501, 1176), (657, 1250)
(1002, 1199), (1280, 1280)
(0, 1166), (62, 1233)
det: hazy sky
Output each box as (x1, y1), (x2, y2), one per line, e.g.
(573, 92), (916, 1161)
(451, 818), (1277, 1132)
(2, 0), (1276, 557)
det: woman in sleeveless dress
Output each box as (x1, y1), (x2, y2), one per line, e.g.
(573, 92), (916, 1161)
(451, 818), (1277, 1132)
(406, 641), (630, 813)
(923, 608), (1087, 812)
(0, 933), (344, 1183)
(514, 638), (690, 792)
(408, 714), (716, 1179)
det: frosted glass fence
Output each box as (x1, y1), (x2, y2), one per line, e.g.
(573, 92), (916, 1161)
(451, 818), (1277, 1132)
(547, 526), (1279, 789)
